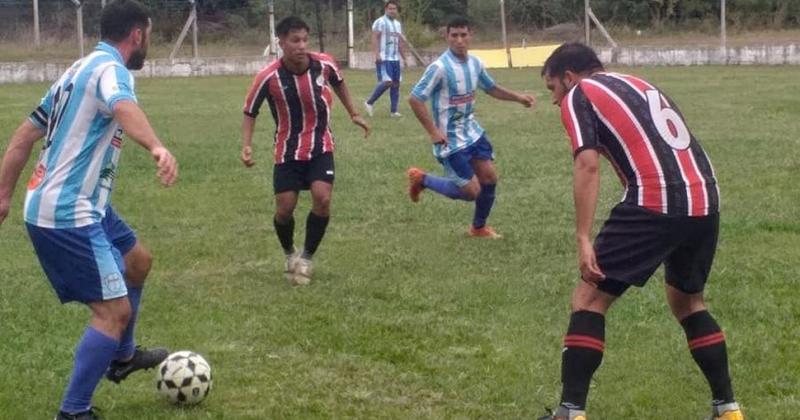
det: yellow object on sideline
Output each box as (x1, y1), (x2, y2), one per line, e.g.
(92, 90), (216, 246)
(470, 44), (560, 68)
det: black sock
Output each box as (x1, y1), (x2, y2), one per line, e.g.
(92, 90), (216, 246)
(273, 216), (295, 254)
(303, 211), (330, 258)
(680, 310), (735, 404)
(560, 310), (605, 410)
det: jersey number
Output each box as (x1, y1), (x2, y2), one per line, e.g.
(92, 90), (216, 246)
(646, 89), (690, 150)
(45, 83), (74, 150)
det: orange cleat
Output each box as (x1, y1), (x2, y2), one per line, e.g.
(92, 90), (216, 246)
(468, 225), (503, 239)
(406, 167), (426, 203)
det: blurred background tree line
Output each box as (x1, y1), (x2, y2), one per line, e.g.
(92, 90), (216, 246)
(0, 0), (798, 59)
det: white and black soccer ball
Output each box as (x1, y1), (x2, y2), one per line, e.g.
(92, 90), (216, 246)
(156, 351), (212, 405)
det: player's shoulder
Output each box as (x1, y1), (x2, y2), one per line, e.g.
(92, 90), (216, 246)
(255, 59), (282, 79)
(310, 51), (337, 65)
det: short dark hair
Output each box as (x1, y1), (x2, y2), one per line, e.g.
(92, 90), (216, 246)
(100, 0), (150, 43)
(446, 15), (471, 33)
(276, 16), (310, 38)
(385, 0), (400, 9)
(541, 42), (605, 78)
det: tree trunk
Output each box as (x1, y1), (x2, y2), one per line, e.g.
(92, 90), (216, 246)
(315, 0), (325, 52)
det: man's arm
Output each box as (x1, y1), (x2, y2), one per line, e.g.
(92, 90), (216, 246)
(113, 100), (178, 186)
(0, 119), (45, 226)
(408, 95), (445, 144)
(241, 115), (257, 167)
(486, 85), (536, 108)
(573, 149), (604, 283)
(372, 30), (382, 63)
(332, 81), (370, 138)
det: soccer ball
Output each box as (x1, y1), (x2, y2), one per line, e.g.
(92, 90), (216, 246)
(155, 351), (212, 405)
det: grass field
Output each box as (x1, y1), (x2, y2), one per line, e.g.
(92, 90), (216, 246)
(0, 66), (798, 419)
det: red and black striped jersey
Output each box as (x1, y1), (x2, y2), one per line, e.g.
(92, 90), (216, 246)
(243, 52), (344, 164)
(561, 72), (719, 216)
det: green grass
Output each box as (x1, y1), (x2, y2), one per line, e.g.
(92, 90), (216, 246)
(1, 66), (798, 419)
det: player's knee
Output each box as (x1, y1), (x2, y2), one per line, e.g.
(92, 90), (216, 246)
(382, 81), (393, 88)
(275, 207), (295, 222)
(391, 82), (400, 88)
(126, 248), (152, 285)
(312, 197), (331, 216)
(667, 293), (706, 320)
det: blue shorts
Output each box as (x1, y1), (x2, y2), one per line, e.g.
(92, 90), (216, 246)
(376, 60), (401, 83)
(438, 135), (495, 187)
(26, 206), (137, 304)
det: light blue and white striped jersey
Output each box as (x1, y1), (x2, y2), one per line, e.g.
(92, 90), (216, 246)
(372, 15), (403, 61)
(24, 41), (137, 228)
(411, 49), (497, 159)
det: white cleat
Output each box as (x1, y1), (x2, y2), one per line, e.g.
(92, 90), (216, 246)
(291, 257), (313, 286)
(283, 249), (299, 282)
(364, 101), (374, 117)
(390, 112), (403, 118)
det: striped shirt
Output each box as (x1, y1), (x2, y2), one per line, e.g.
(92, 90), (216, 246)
(372, 15), (403, 62)
(411, 49), (497, 159)
(24, 41), (137, 228)
(561, 72), (719, 216)
(243, 53), (344, 164)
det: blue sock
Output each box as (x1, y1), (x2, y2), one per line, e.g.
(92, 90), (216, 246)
(422, 174), (467, 200)
(61, 326), (120, 414)
(473, 183), (496, 228)
(367, 82), (390, 105)
(390, 85), (399, 113)
(115, 286), (142, 360)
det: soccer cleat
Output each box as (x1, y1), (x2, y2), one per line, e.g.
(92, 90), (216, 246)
(284, 249), (299, 282)
(537, 406), (587, 420)
(364, 101), (374, 117)
(105, 346), (168, 384)
(390, 112), (403, 118)
(468, 225), (503, 239)
(291, 257), (313, 286)
(708, 402), (744, 420)
(406, 167), (426, 203)
(55, 407), (102, 420)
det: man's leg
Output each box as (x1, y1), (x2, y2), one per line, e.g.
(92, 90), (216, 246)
(389, 81), (400, 114)
(549, 281), (618, 419)
(408, 150), (479, 202)
(471, 158), (498, 230)
(274, 190), (300, 255)
(114, 242), (151, 361)
(366, 62), (392, 109)
(303, 180), (332, 260)
(667, 285), (737, 411)
(60, 298), (129, 415)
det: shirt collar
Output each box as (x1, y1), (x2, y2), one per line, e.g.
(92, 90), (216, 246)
(95, 41), (126, 65)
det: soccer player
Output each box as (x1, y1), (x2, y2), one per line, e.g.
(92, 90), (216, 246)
(241, 16), (370, 286)
(536, 43), (743, 420)
(406, 16), (535, 239)
(364, 0), (407, 117)
(0, 1), (178, 418)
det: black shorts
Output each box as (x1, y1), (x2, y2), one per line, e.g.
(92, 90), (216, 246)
(594, 203), (719, 296)
(273, 153), (335, 194)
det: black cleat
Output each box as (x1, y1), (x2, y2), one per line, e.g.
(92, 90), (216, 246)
(105, 346), (168, 384)
(54, 407), (102, 420)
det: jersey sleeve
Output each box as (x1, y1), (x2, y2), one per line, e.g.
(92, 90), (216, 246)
(243, 71), (272, 118)
(319, 53), (343, 87)
(476, 59), (496, 92)
(28, 88), (54, 130)
(411, 62), (443, 102)
(372, 18), (384, 32)
(561, 84), (600, 157)
(97, 64), (137, 114)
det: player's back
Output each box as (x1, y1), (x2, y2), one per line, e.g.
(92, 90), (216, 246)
(567, 72), (719, 216)
(24, 43), (133, 228)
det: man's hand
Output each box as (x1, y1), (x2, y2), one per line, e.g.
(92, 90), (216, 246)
(429, 129), (446, 145)
(151, 146), (178, 186)
(351, 114), (371, 139)
(518, 93), (537, 109)
(241, 146), (256, 167)
(577, 237), (605, 283)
